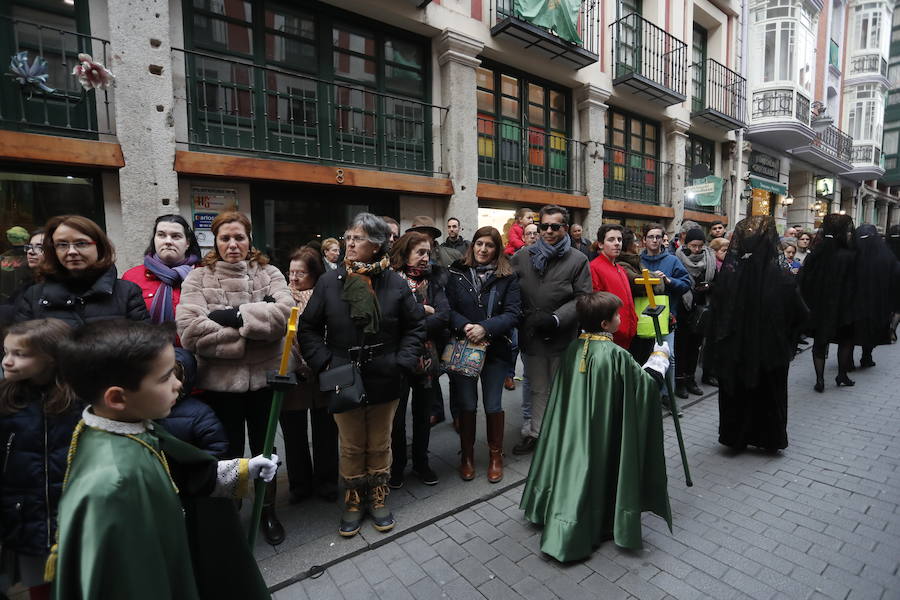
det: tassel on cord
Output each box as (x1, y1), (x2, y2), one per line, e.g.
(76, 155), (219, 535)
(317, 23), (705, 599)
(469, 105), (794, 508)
(44, 544), (58, 582)
(579, 337), (591, 373)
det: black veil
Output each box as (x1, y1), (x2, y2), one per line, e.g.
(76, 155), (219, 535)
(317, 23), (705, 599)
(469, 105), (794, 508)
(853, 224), (900, 347)
(888, 224), (900, 261)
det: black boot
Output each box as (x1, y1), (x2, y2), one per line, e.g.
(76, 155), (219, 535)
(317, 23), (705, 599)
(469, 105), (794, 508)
(367, 473), (395, 533)
(674, 377), (690, 399)
(686, 378), (704, 396)
(339, 478), (365, 537)
(261, 478), (285, 545)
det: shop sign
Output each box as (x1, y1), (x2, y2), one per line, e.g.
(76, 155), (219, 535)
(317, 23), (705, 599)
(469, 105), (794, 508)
(192, 187), (238, 247)
(748, 151), (780, 179)
(748, 176), (787, 196)
(685, 175), (723, 206)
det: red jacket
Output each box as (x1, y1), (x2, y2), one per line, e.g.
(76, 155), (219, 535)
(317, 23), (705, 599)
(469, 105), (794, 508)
(504, 223), (525, 256)
(588, 253), (637, 348)
(122, 265), (183, 313)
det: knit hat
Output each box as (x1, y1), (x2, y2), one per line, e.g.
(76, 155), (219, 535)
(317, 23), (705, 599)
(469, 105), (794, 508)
(684, 228), (705, 244)
(6, 226), (29, 245)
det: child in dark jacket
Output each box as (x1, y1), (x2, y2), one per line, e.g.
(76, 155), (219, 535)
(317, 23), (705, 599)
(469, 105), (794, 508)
(0, 319), (80, 600)
(156, 349), (228, 458)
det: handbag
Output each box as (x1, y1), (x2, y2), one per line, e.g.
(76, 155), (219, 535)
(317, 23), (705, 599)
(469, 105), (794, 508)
(440, 286), (496, 378)
(319, 360), (367, 414)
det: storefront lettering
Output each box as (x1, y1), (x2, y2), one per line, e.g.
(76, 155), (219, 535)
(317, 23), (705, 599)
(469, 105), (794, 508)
(748, 151), (780, 179)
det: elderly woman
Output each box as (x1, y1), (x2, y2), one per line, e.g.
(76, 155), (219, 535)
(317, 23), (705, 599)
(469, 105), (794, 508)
(176, 211), (293, 545)
(445, 226), (520, 484)
(321, 237), (341, 271)
(16, 215), (148, 326)
(299, 213), (425, 538)
(281, 246), (338, 504)
(388, 231), (449, 489)
(123, 214), (201, 325)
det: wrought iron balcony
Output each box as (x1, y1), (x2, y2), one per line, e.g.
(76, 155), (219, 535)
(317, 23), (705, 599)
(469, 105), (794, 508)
(490, 0), (599, 69)
(746, 87), (815, 151)
(610, 13), (687, 106)
(842, 143), (885, 181)
(175, 49), (446, 176)
(691, 59), (746, 130)
(847, 53), (888, 78)
(791, 125), (853, 173)
(0, 16), (114, 138)
(604, 147), (669, 205)
(477, 117), (586, 194)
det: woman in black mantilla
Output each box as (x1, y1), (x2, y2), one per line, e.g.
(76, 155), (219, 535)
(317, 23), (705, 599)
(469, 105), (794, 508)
(711, 216), (807, 452)
(851, 224), (900, 367)
(798, 214), (856, 392)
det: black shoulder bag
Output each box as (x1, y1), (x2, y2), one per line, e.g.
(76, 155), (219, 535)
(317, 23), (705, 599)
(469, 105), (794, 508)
(319, 330), (368, 414)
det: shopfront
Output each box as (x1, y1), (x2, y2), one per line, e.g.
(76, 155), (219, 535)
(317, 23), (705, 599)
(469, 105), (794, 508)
(746, 151), (788, 217)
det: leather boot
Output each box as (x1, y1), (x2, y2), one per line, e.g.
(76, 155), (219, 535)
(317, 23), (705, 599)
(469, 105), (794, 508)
(261, 478), (285, 545)
(367, 473), (395, 533)
(339, 479), (365, 537)
(486, 411), (505, 484)
(458, 411), (476, 481)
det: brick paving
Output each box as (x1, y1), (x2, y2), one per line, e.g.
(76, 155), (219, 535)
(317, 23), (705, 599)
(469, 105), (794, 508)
(272, 342), (900, 600)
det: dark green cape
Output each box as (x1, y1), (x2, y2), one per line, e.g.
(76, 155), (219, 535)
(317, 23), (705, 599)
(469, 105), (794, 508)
(520, 336), (672, 562)
(52, 424), (270, 599)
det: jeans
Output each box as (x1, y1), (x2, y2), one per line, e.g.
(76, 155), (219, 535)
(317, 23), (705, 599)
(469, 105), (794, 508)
(332, 399), (399, 485)
(508, 328), (519, 378)
(205, 388), (273, 459)
(391, 381), (433, 474)
(521, 353), (562, 438)
(448, 356), (508, 414)
(430, 374), (457, 422)
(280, 407), (339, 496)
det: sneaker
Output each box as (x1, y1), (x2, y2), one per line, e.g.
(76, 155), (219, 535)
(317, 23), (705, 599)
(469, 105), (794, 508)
(512, 435), (537, 455)
(368, 485), (395, 532)
(412, 465), (439, 486)
(388, 472), (404, 489)
(339, 488), (363, 537)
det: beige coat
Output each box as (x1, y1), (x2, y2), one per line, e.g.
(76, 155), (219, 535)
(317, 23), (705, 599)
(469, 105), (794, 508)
(176, 260), (293, 393)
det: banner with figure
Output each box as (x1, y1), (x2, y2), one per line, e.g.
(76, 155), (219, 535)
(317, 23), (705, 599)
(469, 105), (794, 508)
(514, 0), (582, 45)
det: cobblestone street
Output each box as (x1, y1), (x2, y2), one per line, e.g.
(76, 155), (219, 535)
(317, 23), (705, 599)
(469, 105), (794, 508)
(270, 342), (900, 600)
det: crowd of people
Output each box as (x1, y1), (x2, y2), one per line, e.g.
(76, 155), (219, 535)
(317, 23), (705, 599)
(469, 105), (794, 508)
(0, 206), (897, 597)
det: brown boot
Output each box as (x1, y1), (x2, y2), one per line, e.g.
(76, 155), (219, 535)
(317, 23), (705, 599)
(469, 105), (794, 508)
(458, 411), (476, 481)
(486, 411), (505, 483)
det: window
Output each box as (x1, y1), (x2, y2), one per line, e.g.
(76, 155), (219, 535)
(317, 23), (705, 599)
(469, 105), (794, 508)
(883, 129), (899, 154)
(686, 135), (715, 174)
(692, 24), (708, 113)
(618, 0), (641, 18)
(853, 3), (883, 51)
(889, 62), (900, 86)
(604, 107), (660, 204)
(749, 0), (816, 91)
(846, 83), (885, 142)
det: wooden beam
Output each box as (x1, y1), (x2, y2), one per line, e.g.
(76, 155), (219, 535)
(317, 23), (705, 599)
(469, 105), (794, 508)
(477, 182), (590, 209)
(684, 210), (728, 225)
(602, 199), (675, 219)
(174, 150), (454, 197)
(0, 130), (124, 168)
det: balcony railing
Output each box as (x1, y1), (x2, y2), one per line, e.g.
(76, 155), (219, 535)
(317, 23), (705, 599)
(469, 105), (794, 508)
(477, 117), (586, 193)
(851, 143), (882, 165)
(0, 16), (113, 137)
(175, 48), (446, 175)
(848, 53), (888, 78)
(691, 58), (746, 129)
(811, 125), (853, 163)
(829, 40), (840, 70)
(750, 88), (811, 126)
(490, 0), (599, 69)
(610, 13), (687, 105)
(604, 147), (670, 205)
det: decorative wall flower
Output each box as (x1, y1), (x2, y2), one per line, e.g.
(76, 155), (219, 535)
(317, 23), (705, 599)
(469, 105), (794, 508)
(7, 51), (55, 96)
(72, 53), (114, 90)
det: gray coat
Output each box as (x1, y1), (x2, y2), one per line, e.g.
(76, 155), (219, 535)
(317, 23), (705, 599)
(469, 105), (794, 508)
(511, 248), (592, 355)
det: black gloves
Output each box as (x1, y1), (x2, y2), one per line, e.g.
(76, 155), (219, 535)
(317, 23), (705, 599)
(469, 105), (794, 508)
(208, 307), (243, 329)
(263, 295), (276, 303)
(532, 312), (558, 335)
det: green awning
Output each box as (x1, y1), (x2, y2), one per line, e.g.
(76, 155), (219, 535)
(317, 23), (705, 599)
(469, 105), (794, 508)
(749, 176), (787, 196)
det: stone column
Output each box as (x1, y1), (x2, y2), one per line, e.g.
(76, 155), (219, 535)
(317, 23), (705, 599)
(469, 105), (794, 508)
(107, 0), (179, 267)
(863, 196), (876, 224)
(435, 30), (483, 233)
(665, 118), (690, 233)
(877, 199), (890, 231)
(577, 83), (611, 241)
(787, 171), (815, 231)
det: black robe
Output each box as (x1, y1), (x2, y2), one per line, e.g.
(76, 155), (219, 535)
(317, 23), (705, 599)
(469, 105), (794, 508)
(852, 224), (900, 348)
(799, 218), (856, 346)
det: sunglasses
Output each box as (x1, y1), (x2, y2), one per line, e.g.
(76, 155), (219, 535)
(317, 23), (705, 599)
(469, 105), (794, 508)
(538, 223), (565, 232)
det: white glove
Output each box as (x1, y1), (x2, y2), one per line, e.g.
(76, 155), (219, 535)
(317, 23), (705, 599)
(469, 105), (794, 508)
(249, 454), (279, 483)
(642, 342), (671, 378)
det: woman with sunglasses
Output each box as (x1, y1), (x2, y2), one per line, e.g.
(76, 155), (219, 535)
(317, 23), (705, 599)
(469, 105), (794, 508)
(15, 215), (149, 327)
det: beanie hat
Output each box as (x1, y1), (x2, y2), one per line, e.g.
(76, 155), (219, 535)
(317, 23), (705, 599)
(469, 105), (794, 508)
(6, 226), (29, 246)
(684, 228), (705, 244)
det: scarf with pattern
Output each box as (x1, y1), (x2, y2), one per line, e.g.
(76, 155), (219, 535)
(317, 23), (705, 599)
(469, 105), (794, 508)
(342, 255), (389, 334)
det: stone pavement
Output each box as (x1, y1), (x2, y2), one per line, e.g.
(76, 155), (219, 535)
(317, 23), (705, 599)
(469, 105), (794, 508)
(267, 342), (900, 600)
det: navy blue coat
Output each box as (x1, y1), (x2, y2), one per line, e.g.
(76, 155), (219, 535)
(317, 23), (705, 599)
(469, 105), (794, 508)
(0, 390), (81, 556)
(156, 397), (228, 458)
(445, 260), (521, 364)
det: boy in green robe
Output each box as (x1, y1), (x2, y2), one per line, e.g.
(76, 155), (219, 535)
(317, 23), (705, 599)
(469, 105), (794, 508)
(520, 291), (672, 562)
(47, 320), (278, 599)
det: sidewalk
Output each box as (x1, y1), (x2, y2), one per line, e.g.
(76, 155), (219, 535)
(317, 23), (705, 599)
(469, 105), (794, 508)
(268, 342), (900, 599)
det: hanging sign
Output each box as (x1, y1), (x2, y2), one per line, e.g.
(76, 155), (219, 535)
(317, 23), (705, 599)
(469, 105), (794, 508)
(192, 187), (238, 247)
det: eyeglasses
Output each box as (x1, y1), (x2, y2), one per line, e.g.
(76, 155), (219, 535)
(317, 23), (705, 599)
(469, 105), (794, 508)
(54, 240), (97, 252)
(644, 234), (663, 240)
(344, 235), (371, 244)
(538, 223), (565, 232)
(24, 244), (43, 253)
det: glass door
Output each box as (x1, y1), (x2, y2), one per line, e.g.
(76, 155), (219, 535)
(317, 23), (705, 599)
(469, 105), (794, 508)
(692, 24), (707, 114)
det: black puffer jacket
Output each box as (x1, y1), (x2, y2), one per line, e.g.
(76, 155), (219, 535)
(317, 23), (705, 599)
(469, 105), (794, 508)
(299, 265), (426, 405)
(0, 389), (82, 556)
(15, 266), (149, 327)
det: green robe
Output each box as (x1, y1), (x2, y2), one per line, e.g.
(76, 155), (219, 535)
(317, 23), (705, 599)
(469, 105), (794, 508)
(520, 334), (672, 562)
(52, 420), (269, 600)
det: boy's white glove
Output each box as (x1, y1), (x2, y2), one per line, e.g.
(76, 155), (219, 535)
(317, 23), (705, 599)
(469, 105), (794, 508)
(642, 342), (671, 378)
(249, 454), (279, 483)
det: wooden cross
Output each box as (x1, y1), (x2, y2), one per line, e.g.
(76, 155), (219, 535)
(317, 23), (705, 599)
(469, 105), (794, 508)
(635, 268), (661, 308)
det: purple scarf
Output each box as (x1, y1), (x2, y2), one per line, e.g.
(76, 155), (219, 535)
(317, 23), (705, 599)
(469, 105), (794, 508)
(143, 253), (199, 324)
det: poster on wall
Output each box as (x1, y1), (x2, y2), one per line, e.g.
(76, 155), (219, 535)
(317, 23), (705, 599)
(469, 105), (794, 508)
(192, 187), (238, 247)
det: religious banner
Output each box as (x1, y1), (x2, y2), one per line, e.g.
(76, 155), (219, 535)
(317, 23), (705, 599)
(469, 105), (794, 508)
(514, 0), (582, 45)
(685, 175), (723, 207)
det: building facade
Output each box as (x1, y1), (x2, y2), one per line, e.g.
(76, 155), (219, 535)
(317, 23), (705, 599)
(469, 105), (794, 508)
(0, 0), (896, 272)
